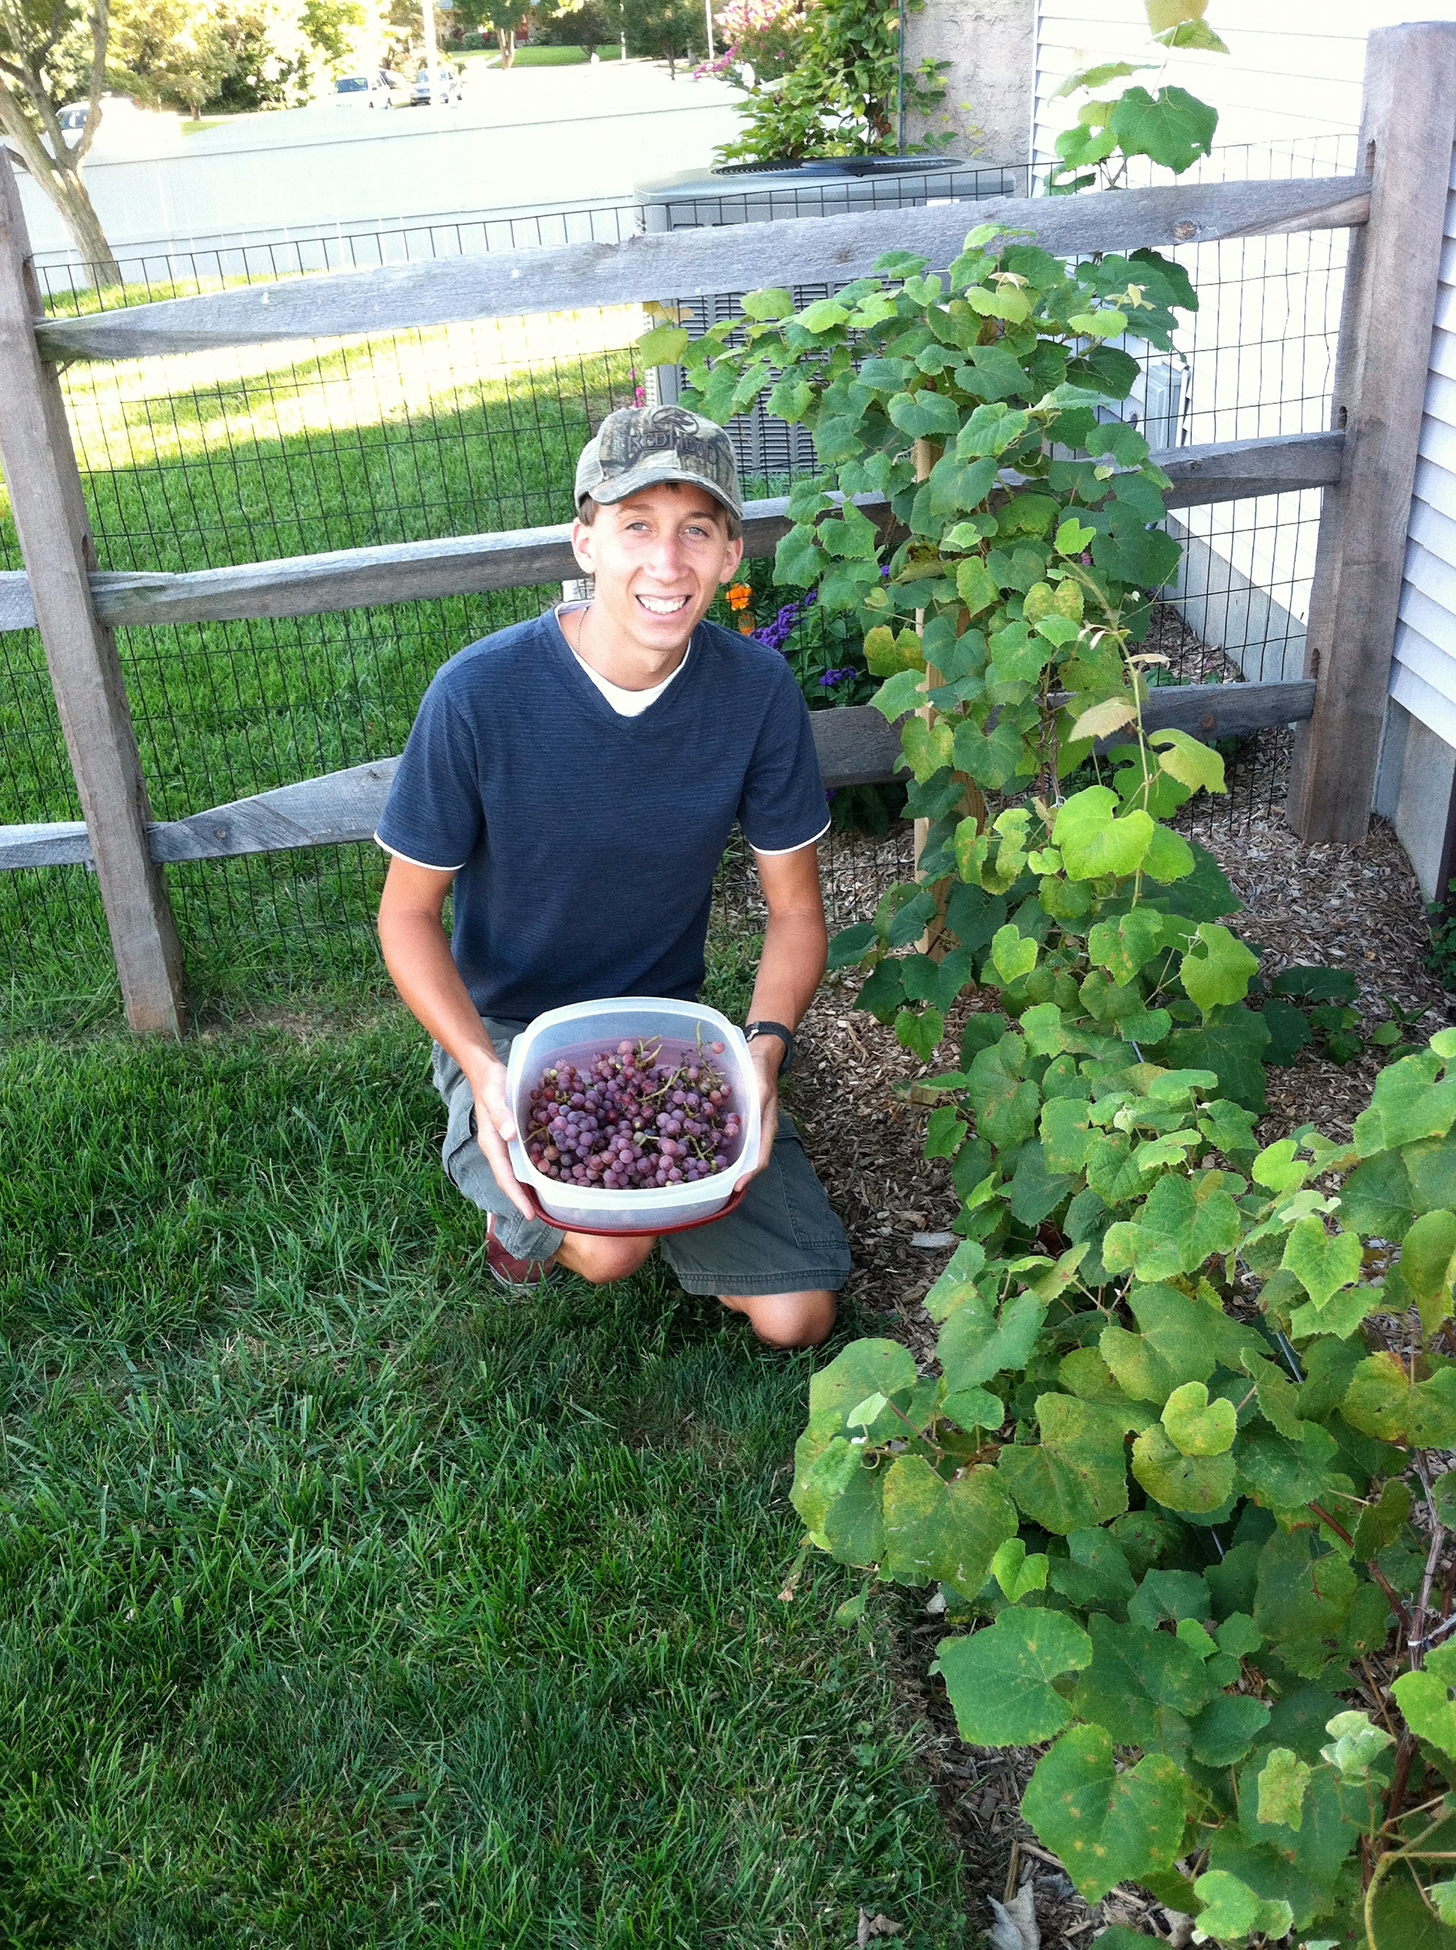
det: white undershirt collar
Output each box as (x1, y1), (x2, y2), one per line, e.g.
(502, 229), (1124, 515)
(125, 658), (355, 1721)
(556, 601), (690, 718)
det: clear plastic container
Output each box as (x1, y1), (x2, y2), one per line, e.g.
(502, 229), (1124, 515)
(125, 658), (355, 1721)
(505, 997), (761, 1234)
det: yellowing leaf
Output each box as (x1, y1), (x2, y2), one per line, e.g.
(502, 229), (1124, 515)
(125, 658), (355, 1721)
(1255, 1747), (1311, 1831)
(990, 924), (1038, 984)
(635, 324), (690, 366)
(1179, 923), (1259, 1019)
(1161, 1380), (1236, 1457)
(1069, 697), (1138, 744)
(1150, 727), (1226, 794)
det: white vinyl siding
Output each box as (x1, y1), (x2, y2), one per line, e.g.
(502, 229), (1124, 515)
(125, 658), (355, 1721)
(1390, 136), (1456, 749)
(1032, 2), (1445, 165)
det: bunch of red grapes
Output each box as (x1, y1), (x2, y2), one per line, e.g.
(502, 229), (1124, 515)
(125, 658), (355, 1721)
(523, 1038), (742, 1190)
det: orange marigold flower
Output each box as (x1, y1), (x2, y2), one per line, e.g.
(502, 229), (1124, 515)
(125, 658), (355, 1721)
(727, 583), (753, 610)
(738, 615), (757, 634)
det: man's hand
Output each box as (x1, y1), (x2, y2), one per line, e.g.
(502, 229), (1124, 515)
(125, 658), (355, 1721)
(468, 1052), (536, 1221)
(736, 1038), (783, 1194)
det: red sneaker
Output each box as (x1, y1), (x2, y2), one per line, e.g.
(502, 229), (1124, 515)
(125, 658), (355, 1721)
(486, 1212), (559, 1293)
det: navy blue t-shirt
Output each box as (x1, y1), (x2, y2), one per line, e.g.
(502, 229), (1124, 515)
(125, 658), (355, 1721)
(375, 611), (829, 1021)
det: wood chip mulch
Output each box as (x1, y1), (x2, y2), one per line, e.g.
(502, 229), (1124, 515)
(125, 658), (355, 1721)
(781, 791), (1455, 1948)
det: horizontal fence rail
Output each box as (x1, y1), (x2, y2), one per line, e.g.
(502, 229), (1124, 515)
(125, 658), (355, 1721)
(0, 431), (1345, 634)
(32, 176), (1372, 362)
(0, 681), (1317, 874)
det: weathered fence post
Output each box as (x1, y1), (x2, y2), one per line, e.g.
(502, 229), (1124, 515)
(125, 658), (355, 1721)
(0, 156), (187, 1033)
(1286, 20), (1456, 845)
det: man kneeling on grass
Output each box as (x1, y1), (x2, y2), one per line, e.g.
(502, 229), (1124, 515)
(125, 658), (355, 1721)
(374, 404), (851, 1348)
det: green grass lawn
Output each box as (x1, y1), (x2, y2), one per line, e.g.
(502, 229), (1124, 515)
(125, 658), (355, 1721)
(466, 45), (626, 67)
(0, 1004), (967, 1947)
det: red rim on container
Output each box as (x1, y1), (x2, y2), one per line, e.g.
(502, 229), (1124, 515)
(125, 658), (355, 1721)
(519, 1176), (751, 1237)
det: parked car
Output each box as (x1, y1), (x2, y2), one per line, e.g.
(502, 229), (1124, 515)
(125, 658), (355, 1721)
(333, 71), (412, 110)
(410, 63), (464, 106)
(334, 73), (391, 108)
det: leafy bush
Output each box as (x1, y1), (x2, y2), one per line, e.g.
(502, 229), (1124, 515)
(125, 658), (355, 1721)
(645, 22), (1456, 1937)
(715, 0), (948, 162)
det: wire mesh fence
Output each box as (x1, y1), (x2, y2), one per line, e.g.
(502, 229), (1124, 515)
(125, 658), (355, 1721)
(0, 148), (1353, 1025)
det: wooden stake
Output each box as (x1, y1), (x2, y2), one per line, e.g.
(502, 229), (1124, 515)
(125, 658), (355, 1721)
(0, 155), (187, 1033)
(1286, 21), (1456, 844)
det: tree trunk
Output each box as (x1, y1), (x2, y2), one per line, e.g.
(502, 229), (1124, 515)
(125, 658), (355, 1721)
(49, 163), (123, 286)
(0, 106), (123, 286)
(498, 27), (516, 67)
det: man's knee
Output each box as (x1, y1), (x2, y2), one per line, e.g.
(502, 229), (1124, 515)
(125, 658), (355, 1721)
(725, 1288), (837, 1350)
(556, 1232), (656, 1285)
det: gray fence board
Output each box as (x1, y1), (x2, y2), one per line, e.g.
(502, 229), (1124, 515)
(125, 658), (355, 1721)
(0, 681), (1316, 872)
(0, 431), (1344, 634)
(32, 177), (1371, 362)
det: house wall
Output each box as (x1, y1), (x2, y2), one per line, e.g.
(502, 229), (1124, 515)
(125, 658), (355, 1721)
(1375, 128), (1456, 898)
(903, 0), (1036, 165)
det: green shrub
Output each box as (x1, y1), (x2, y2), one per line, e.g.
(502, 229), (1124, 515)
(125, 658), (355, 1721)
(644, 25), (1456, 1935)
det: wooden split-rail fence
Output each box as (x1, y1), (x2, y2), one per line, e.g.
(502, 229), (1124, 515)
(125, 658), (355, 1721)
(0, 20), (1452, 1034)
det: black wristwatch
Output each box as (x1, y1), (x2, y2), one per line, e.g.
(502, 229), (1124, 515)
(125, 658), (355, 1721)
(744, 1020), (796, 1075)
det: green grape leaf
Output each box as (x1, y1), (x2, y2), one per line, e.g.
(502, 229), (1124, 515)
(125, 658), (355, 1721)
(1042, 1095), (1094, 1173)
(1128, 1566), (1211, 1629)
(1162, 1380), (1237, 1456)
(1430, 1880), (1456, 1926)
(1319, 1709), (1395, 1781)
(1055, 785), (1156, 881)
(933, 1606), (1093, 1746)
(880, 1456), (1018, 1594)
(990, 922), (1039, 984)
(1150, 726), (1226, 794)
(1190, 1693), (1272, 1767)
(924, 1104), (968, 1160)
(955, 555), (1001, 617)
(997, 1393), (1131, 1534)
(1105, 1170), (1242, 1279)
(1179, 923), (1260, 1019)
(1253, 1527), (1356, 1668)
(1281, 1217), (1363, 1310)
(827, 920), (877, 971)
(1047, 1530), (1135, 1614)
(790, 1434), (884, 1563)
(1191, 1870), (1292, 1946)
(1099, 1283), (1218, 1404)
(901, 716), (955, 782)
(1341, 1352), (1456, 1447)
(1385, 1207), (1456, 1333)
(991, 1536), (1050, 1602)
(864, 624), (927, 675)
(895, 1006), (945, 1064)
(1108, 84), (1219, 173)
(1165, 1008), (1270, 1112)
(1353, 1051), (1456, 1157)
(1071, 1611), (1216, 1748)
(1087, 907), (1169, 986)
(806, 1339), (918, 1433)
(938, 1290), (1047, 1394)
(1022, 1725), (1186, 1903)
(635, 324), (691, 366)
(1393, 1645), (1456, 1760)
(869, 667), (928, 723)
(1256, 1748), (1312, 1831)
(1132, 1421), (1235, 1513)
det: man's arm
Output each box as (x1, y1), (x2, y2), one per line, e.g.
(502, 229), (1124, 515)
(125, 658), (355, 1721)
(739, 841), (829, 1186)
(377, 855), (535, 1219)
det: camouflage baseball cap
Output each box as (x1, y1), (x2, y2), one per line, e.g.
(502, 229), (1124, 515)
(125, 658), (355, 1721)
(575, 404), (741, 520)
